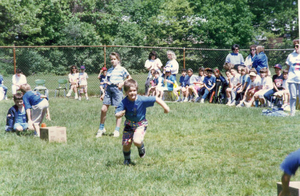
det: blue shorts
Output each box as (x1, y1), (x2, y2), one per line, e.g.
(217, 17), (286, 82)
(280, 148), (300, 176)
(13, 123), (29, 131)
(103, 85), (123, 107)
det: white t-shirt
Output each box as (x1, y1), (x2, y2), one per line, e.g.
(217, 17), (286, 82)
(68, 73), (79, 83)
(286, 51), (300, 83)
(79, 72), (88, 86)
(230, 73), (241, 87)
(248, 78), (260, 89)
(260, 76), (273, 90)
(197, 75), (205, 83)
(12, 74), (27, 86)
(165, 59), (179, 75)
(145, 58), (163, 78)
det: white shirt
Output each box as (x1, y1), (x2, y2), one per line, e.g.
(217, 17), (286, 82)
(286, 51), (300, 83)
(145, 58), (163, 78)
(165, 59), (179, 75)
(230, 73), (241, 87)
(79, 72), (88, 85)
(260, 76), (273, 90)
(12, 74), (27, 86)
(248, 78), (260, 89)
(68, 73), (79, 83)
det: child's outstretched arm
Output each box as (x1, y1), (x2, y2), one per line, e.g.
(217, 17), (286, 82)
(115, 110), (125, 118)
(156, 97), (170, 113)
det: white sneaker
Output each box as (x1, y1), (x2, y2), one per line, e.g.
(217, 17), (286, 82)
(96, 128), (106, 138)
(75, 94), (78, 99)
(113, 130), (120, 137)
(66, 93), (71, 97)
(244, 102), (252, 108)
(229, 100), (236, 106)
(86, 97), (89, 101)
(183, 98), (188, 102)
(78, 96), (81, 101)
(200, 99), (204, 104)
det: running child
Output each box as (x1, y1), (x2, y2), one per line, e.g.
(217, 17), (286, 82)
(96, 52), (131, 138)
(20, 84), (49, 137)
(5, 93), (29, 133)
(115, 79), (170, 165)
(98, 66), (108, 101)
(78, 65), (89, 101)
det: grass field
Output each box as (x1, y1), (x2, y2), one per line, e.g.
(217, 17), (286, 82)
(1, 95), (300, 195)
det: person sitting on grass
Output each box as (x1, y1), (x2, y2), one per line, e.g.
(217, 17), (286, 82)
(20, 84), (49, 137)
(185, 68), (199, 102)
(5, 93), (29, 133)
(66, 65), (79, 99)
(279, 148), (300, 196)
(78, 65), (89, 101)
(274, 69), (290, 108)
(192, 67), (205, 101)
(235, 66), (250, 105)
(98, 66), (108, 101)
(157, 68), (176, 100)
(238, 71), (260, 107)
(198, 68), (216, 103)
(115, 79), (170, 165)
(226, 66), (241, 106)
(212, 68), (228, 103)
(173, 69), (187, 102)
(252, 67), (272, 107)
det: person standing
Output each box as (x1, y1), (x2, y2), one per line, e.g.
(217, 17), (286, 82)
(244, 45), (257, 72)
(225, 44), (244, 65)
(252, 45), (269, 74)
(164, 50), (179, 78)
(144, 51), (163, 94)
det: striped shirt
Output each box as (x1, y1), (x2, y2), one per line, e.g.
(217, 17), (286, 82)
(106, 65), (130, 85)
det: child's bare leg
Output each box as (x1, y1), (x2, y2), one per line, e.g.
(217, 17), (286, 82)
(100, 105), (109, 124)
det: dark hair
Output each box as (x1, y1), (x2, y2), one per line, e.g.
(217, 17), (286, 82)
(249, 68), (257, 74)
(231, 44), (240, 51)
(187, 68), (193, 73)
(181, 69), (186, 72)
(110, 52), (121, 62)
(283, 69), (289, 74)
(198, 67), (205, 72)
(148, 51), (158, 60)
(259, 67), (267, 73)
(124, 79), (138, 92)
(154, 70), (160, 75)
(16, 68), (22, 74)
(70, 65), (77, 74)
(13, 92), (23, 100)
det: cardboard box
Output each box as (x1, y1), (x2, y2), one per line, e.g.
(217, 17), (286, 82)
(277, 181), (300, 196)
(40, 126), (67, 143)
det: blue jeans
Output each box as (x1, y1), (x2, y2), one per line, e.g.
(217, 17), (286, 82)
(264, 89), (276, 102)
(202, 89), (211, 100)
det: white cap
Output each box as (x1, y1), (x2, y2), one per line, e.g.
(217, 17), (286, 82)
(249, 72), (256, 76)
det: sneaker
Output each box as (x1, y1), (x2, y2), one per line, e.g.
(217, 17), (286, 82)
(66, 93), (71, 97)
(244, 102), (252, 108)
(124, 159), (131, 165)
(96, 128), (106, 138)
(75, 94), (78, 99)
(176, 97), (182, 102)
(200, 99), (204, 104)
(113, 130), (120, 137)
(138, 146), (146, 158)
(195, 96), (201, 103)
(78, 96), (81, 101)
(229, 100), (236, 106)
(86, 97), (89, 101)
(183, 98), (188, 102)
(236, 102), (244, 107)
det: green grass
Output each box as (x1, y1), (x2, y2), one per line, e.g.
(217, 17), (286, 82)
(1, 98), (300, 195)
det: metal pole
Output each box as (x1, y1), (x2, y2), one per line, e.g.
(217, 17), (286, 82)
(298, 0), (300, 39)
(183, 47), (186, 69)
(13, 44), (16, 74)
(104, 45), (106, 67)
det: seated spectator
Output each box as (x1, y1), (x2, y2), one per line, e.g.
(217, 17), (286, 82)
(174, 69), (188, 102)
(226, 67), (241, 105)
(235, 66), (250, 105)
(252, 67), (273, 107)
(154, 71), (165, 99)
(66, 65), (79, 99)
(274, 69), (290, 108)
(5, 93), (29, 133)
(213, 68), (228, 103)
(146, 69), (157, 96)
(98, 66), (108, 101)
(238, 71), (260, 107)
(193, 67), (205, 98)
(0, 73), (8, 100)
(198, 68), (216, 103)
(12, 68), (27, 96)
(184, 68), (199, 102)
(264, 64), (284, 105)
(144, 51), (163, 94)
(78, 65), (89, 101)
(20, 84), (49, 137)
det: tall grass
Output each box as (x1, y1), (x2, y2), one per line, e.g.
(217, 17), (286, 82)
(0, 98), (299, 195)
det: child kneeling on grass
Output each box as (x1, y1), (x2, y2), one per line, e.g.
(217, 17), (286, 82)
(5, 93), (29, 133)
(115, 79), (170, 165)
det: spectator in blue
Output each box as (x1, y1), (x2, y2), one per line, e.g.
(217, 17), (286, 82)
(198, 68), (216, 103)
(225, 44), (244, 65)
(252, 45), (269, 74)
(0, 73), (8, 100)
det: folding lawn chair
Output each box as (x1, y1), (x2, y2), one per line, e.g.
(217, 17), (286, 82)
(55, 79), (68, 97)
(33, 79), (49, 98)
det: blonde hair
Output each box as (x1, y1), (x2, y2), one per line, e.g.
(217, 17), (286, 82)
(167, 50), (177, 60)
(20, 83), (31, 93)
(256, 45), (265, 54)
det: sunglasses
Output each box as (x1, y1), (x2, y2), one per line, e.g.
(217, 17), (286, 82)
(250, 49), (256, 51)
(295, 45), (299, 48)
(72, 68), (77, 69)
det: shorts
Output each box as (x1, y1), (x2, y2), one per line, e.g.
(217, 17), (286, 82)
(103, 85), (123, 106)
(194, 85), (201, 91)
(79, 85), (87, 93)
(122, 119), (148, 146)
(255, 89), (269, 99)
(32, 99), (49, 124)
(13, 123), (28, 131)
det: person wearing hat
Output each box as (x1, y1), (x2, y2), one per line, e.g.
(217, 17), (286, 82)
(238, 70), (260, 107)
(160, 68), (176, 98)
(263, 64), (284, 106)
(286, 39), (300, 116)
(78, 65), (89, 101)
(98, 66), (108, 100)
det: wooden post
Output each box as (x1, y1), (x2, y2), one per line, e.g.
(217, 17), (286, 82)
(183, 47), (186, 69)
(13, 44), (16, 74)
(104, 45), (106, 68)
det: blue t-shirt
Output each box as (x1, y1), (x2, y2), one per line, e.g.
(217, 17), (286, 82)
(166, 75), (176, 91)
(241, 74), (250, 89)
(99, 75), (107, 88)
(280, 148), (300, 176)
(0, 74), (3, 84)
(203, 75), (216, 88)
(23, 91), (44, 110)
(116, 95), (156, 122)
(179, 75), (186, 87)
(15, 108), (27, 124)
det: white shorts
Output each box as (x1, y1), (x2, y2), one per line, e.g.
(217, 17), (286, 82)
(32, 99), (49, 124)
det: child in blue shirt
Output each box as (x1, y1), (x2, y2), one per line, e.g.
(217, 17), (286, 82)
(20, 83), (49, 137)
(115, 79), (170, 165)
(199, 68), (216, 103)
(5, 93), (28, 133)
(174, 69), (187, 102)
(0, 74), (8, 100)
(97, 66), (108, 101)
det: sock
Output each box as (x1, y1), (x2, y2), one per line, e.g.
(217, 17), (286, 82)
(99, 123), (104, 130)
(137, 143), (144, 153)
(115, 126), (120, 132)
(123, 150), (131, 160)
(68, 89), (72, 94)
